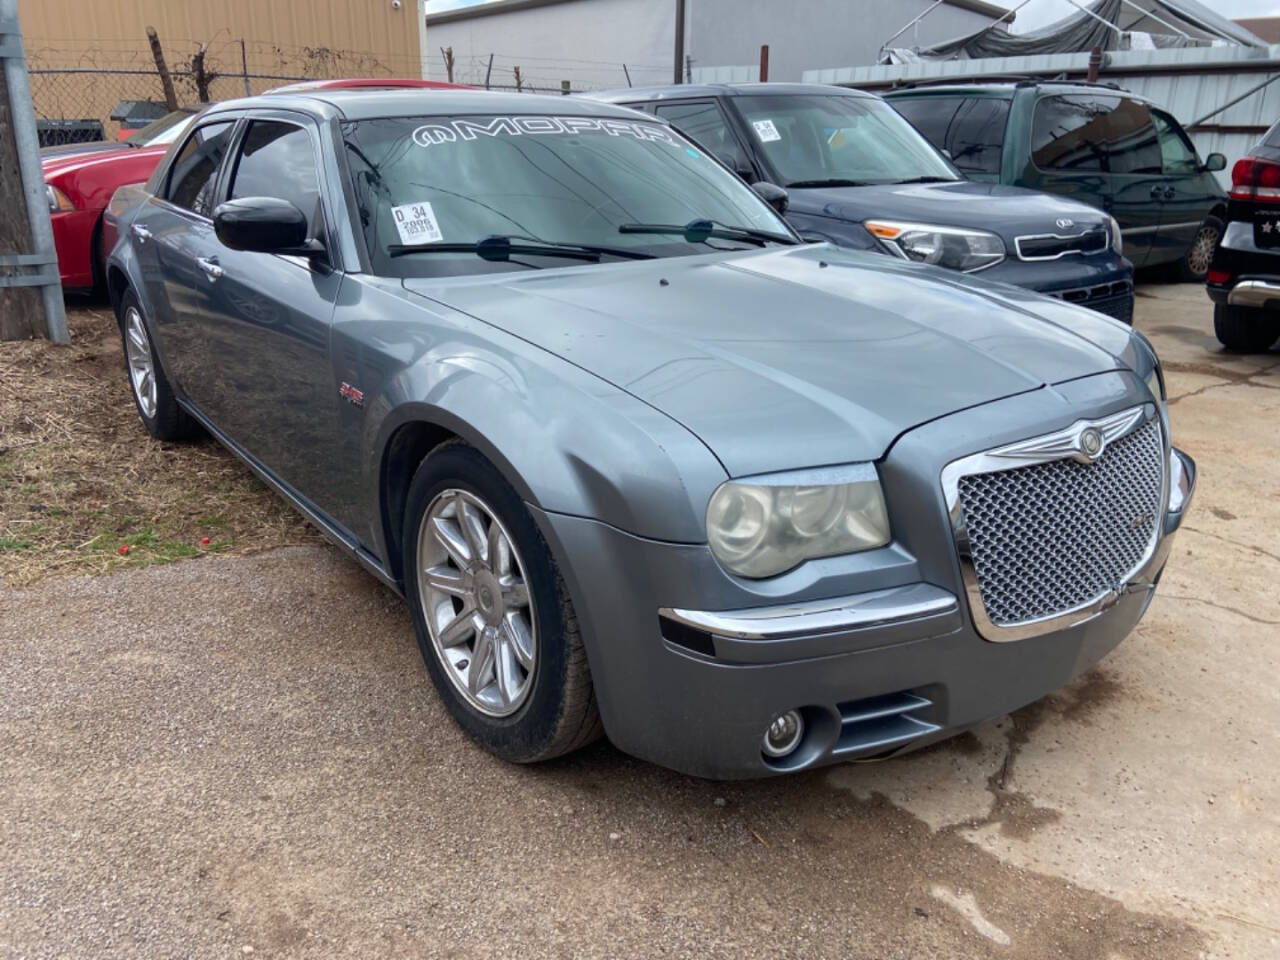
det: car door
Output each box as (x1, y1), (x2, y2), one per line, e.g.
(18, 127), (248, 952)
(1093, 97), (1165, 269)
(128, 118), (237, 394)
(1148, 108), (1219, 267)
(196, 112), (347, 518)
(652, 99), (758, 181)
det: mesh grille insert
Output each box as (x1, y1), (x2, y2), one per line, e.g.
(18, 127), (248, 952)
(958, 418), (1164, 627)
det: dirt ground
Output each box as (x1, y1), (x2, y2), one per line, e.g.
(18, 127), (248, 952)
(1, 284), (1277, 958)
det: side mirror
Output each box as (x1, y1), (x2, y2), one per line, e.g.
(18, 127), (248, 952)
(1204, 152), (1226, 173)
(213, 196), (321, 256)
(750, 180), (789, 215)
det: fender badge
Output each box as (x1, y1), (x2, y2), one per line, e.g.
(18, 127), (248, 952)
(339, 382), (364, 408)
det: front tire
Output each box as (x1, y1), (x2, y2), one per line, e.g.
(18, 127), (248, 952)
(402, 441), (601, 763)
(116, 289), (196, 441)
(1179, 215), (1222, 282)
(1214, 302), (1280, 353)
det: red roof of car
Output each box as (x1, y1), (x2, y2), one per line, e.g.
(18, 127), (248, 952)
(266, 77), (472, 94)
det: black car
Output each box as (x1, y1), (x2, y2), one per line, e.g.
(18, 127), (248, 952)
(1206, 119), (1280, 352)
(588, 83), (1134, 323)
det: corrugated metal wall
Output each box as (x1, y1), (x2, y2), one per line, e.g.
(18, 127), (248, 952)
(804, 45), (1280, 188)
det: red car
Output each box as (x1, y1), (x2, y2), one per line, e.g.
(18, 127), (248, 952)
(42, 108), (198, 290)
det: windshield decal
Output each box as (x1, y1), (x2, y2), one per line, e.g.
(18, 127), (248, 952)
(392, 201), (443, 244)
(752, 119), (782, 142)
(411, 116), (677, 148)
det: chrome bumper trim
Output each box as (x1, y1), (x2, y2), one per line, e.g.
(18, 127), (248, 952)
(661, 582), (957, 645)
(1227, 280), (1280, 309)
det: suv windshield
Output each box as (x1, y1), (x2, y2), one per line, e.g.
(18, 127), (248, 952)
(733, 94), (959, 187)
(343, 113), (794, 277)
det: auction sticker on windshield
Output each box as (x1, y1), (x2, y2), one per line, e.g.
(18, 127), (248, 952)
(752, 119), (781, 142)
(392, 202), (443, 245)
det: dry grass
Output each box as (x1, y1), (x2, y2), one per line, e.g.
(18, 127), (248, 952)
(0, 302), (318, 588)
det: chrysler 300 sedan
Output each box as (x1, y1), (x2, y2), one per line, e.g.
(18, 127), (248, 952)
(106, 90), (1195, 779)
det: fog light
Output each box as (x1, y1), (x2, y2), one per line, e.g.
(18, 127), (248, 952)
(762, 710), (804, 758)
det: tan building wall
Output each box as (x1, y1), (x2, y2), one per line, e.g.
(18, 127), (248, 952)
(20, 0), (425, 136)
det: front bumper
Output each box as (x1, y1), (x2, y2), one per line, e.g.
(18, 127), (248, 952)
(979, 254), (1134, 323)
(537, 384), (1194, 780)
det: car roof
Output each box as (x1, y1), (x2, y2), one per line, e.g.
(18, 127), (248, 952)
(265, 77), (471, 94)
(883, 79), (1134, 99)
(585, 82), (878, 104)
(201, 88), (653, 122)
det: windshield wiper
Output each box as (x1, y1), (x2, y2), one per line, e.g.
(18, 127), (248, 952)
(784, 178), (871, 188)
(388, 234), (654, 261)
(890, 176), (957, 184)
(618, 218), (796, 247)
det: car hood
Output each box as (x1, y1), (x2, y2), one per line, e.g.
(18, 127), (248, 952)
(39, 140), (127, 161)
(405, 244), (1139, 477)
(787, 180), (1110, 244)
(41, 143), (167, 178)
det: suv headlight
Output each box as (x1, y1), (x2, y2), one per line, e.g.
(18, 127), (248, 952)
(706, 464), (890, 579)
(865, 220), (1005, 272)
(1108, 215), (1123, 255)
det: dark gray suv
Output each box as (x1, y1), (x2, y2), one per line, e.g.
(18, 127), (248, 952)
(590, 83), (1135, 323)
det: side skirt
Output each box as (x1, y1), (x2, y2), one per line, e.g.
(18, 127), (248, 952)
(178, 399), (404, 596)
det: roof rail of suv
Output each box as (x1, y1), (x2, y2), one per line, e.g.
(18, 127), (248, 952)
(890, 75), (1121, 91)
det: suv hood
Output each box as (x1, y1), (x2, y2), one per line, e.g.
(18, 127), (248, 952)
(788, 180), (1110, 245)
(405, 244), (1139, 477)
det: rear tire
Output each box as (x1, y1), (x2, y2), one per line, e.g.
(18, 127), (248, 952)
(1179, 215), (1222, 282)
(116, 289), (197, 441)
(402, 441), (602, 763)
(1214, 302), (1280, 353)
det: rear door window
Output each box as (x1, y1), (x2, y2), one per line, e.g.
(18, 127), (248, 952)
(166, 121), (235, 216)
(892, 95), (1010, 175)
(654, 100), (752, 174)
(228, 120), (324, 237)
(1032, 95), (1161, 174)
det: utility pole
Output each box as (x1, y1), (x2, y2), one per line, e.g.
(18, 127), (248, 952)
(0, 0), (67, 342)
(673, 0), (685, 84)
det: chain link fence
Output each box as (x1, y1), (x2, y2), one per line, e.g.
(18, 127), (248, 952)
(26, 38), (668, 144)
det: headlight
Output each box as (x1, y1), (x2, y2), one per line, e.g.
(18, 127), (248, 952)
(706, 464), (890, 578)
(46, 184), (75, 213)
(865, 220), (1005, 272)
(1107, 215), (1123, 255)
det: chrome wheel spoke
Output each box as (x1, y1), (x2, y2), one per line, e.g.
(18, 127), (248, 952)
(431, 515), (471, 569)
(455, 494), (488, 567)
(423, 564), (468, 597)
(503, 613), (535, 669)
(438, 605), (479, 647)
(493, 630), (522, 706)
(488, 521), (510, 577)
(469, 626), (496, 696)
(500, 574), (528, 610)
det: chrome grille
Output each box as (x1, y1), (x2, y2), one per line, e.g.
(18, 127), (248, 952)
(957, 418), (1164, 627)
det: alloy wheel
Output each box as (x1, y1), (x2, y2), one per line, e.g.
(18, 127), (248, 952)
(124, 306), (157, 419)
(416, 488), (536, 717)
(1187, 224), (1219, 278)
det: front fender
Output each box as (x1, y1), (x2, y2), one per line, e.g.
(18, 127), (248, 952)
(333, 278), (728, 560)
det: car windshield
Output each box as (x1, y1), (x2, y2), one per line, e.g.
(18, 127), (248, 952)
(733, 94), (960, 187)
(342, 112), (794, 277)
(124, 110), (197, 147)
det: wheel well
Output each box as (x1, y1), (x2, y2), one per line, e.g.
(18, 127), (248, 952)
(1210, 204), (1227, 223)
(106, 265), (130, 320)
(381, 420), (458, 586)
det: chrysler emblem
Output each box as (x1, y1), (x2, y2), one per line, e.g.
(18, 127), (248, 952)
(1056, 217), (1074, 230)
(1079, 427), (1104, 460)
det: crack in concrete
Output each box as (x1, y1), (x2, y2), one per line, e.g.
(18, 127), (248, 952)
(1160, 593), (1280, 625)
(1182, 525), (1280, 567)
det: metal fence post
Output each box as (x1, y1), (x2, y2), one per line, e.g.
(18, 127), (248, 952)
(0, 0), (67, 343)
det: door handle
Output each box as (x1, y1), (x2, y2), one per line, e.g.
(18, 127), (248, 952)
(196, 256), (224, 281)
(131, 223), (152, 242)
(1149, 184), (1164, 198)
(1164, 187), (1176, 200)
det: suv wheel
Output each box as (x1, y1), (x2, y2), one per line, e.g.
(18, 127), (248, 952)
(117, 289), (196, 441)
(402, 441), (601, 762)
(1180, 215), (1223, 282)
(1214, 303), (1280, 353)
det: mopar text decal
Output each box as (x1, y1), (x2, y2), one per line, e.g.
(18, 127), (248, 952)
(412, 116), (677, 148)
